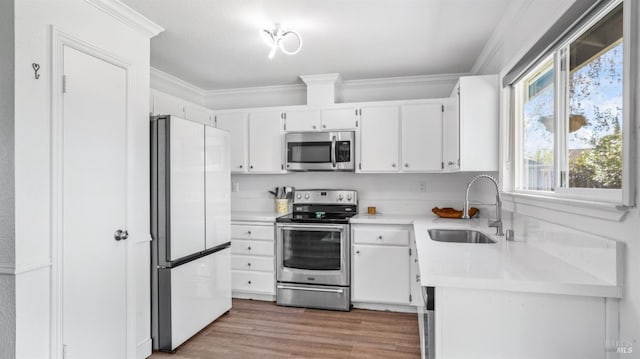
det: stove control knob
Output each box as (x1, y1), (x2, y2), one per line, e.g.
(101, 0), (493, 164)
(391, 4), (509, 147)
(347, 195), (353, 201)
(338, 194), (344, 201)
(296, 194), (302, 199)
(304, 194), (310, 200)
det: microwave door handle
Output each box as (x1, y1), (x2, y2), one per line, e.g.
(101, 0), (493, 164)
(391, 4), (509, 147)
(331, 135), (337, 168)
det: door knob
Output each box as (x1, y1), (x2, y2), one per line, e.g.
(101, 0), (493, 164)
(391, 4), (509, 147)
(114, 229), (128, 241)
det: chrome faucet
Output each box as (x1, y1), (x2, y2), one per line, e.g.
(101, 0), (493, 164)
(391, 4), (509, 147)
(462, 174), (504, 236)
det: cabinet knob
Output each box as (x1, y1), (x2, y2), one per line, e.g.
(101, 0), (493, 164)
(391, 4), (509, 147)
(378, 235), (383, 240)
(239, 165), (243, 169)
(312, 125), (316, 129)
(250, 165), (254, 169)
(247, 246), (252, 251)
(247, 262), (251, 267)
(248, 280), (252, 285)
(391, 163), (396, 168)
(322, 125), (326, 128)
(247, 231), (252, 235)
(405, 163), (409, 168)
(356, 250), (360, 254)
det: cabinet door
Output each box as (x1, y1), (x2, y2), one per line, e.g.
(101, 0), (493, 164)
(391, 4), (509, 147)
(352, 244), (411, 304)
(248, 110), (284, 173)
(401, 103), (443, 172)
(443, 99), (460, 171)
(359, 106), (400, 172)
(285, 110), (320, 132)
(216, 112), (248, 173)
(169, 117), (205, 260)
(153, 92), (185, 118)
(321, 108), (358, 130)
(186, 105), (212, 125)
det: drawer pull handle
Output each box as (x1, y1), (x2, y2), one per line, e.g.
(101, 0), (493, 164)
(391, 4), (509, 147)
(277, 285), (344, 294)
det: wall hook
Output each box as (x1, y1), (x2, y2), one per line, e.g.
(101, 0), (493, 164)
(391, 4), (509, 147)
(32, 63), (40, 79)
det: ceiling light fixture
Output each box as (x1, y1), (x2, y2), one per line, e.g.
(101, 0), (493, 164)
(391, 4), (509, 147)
(262, 24), (302, 59)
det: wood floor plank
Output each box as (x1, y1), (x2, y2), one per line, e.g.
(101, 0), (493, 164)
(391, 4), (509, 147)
(150, 299), (420, 358)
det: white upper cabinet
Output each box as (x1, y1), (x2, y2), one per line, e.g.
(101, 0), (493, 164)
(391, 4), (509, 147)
(283, 109), (320, 132)
(321, 108), (358, 130)
(358, 106), (400, 173)
(443, 99), (460, 171)
(451, 74), (499, 171)
(248, 110), (285, 173)
(215, 112), (248, 173)
(185, 105), (213, 126)
(152, 91), (185, 118)
(401, 102), (443, 172)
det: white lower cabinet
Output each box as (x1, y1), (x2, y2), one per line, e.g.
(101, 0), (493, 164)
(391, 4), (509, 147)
(351, 224), (413, 306)
(230, 221), (275, 299)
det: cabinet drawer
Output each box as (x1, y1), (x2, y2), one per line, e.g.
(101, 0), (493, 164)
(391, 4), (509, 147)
(232, 224), (274, 240)
(231, 239), (274, 256)
(232, 271), (274, 294)
(232, 255), (274, 272)
(353, 227), (410, 246)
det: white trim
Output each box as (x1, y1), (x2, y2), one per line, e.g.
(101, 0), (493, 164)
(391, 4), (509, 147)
(50, 26), (138, 359)
(206, 83), (305, 96)
(341, 73), (465, 89)
(503, 192), (628, 222)
(0, 261), (52, 275)
(135, 338), (152, 359)
(622, 0), (638, 207)
(85, 0), (164, 38)
(0, 264), (15, 275)
(150, 67), (206, 102)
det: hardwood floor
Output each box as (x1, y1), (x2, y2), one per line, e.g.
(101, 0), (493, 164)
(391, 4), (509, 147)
(151, 299), (421, 358)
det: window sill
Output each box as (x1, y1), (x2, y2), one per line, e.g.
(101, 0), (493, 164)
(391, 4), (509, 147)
(502, 192), (630, 222)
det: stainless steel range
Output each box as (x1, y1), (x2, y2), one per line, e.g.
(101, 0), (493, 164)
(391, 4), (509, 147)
(275, 189), (357, 311)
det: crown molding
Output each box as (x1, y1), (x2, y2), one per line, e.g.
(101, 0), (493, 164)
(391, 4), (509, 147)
(341, 73), (467, 89)
(205, 83), (306, 96)
(85, 0), (164, 38)
(150, 67), (207, 103)
(471, 0), (534, 75)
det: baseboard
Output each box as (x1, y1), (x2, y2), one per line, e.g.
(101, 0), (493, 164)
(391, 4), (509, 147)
(136, 338), (152, 359)
(352, 302), (417, 313)
(232, 292), (275, 302)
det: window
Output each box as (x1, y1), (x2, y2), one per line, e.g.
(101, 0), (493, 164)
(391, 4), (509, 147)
(514, 2), (624, 202)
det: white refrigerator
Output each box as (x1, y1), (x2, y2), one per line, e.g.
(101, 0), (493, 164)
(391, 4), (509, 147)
(150, 115), (232, 352)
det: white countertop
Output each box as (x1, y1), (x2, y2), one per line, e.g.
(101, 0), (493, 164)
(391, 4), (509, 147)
(231, 211), (281, 222)
(413, 217), (622, 298)
(350, 213), (622, 298)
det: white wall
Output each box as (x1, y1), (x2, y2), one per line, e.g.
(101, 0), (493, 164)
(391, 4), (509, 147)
(477, 0), (640, 352)
(231, 172), (498, 217)
(12, 0), (153, 358)
(0, 0), (16, 357)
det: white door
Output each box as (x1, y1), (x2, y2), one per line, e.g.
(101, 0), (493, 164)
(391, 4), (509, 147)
(152, 92), (185, 117)
(352, 244), (410, 304)
(284, 109), (320, 132)
(443, 99), (460, 171)
(62, 45), (128, 358)
(170, 117), (206, 260)
(248, 110), (284, 173)
(205, 127), (230, 249)
(402, 103), (443, 172)
(359, 106), (400, 172)
(321, 108), (358, 130)
(215, 112), (248, 173)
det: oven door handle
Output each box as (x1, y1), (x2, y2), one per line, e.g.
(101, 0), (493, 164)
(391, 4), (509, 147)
(278, 224), (347, 231)
(331, 135), (337, 168)
(277, 285), (344, 294)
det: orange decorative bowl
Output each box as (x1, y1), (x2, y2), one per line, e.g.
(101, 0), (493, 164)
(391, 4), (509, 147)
(432, 207), (479, 219)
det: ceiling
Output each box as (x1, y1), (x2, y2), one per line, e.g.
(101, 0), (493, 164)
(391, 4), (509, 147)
(122, 0), (513, 90)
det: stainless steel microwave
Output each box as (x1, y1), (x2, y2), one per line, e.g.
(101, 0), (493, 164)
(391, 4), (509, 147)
(285, 131), (355, 171)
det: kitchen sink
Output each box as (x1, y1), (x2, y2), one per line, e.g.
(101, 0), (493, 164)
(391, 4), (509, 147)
(428, 229), (496, 244)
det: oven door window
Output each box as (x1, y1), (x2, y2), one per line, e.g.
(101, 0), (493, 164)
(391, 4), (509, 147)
(287, 142), (331, 163)
(282, 229), (341, 270)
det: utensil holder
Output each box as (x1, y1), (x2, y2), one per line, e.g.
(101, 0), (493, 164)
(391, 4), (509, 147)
(275, 199), (289, 215)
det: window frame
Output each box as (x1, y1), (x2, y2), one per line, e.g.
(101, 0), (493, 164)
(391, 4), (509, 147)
(511, 0), (632, 206)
